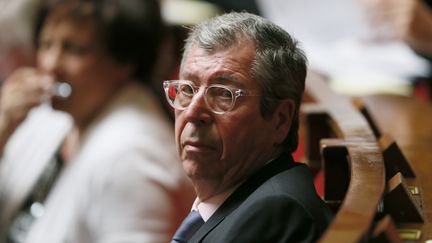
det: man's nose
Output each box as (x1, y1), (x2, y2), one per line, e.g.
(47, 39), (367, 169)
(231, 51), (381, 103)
(181, 91), (212, 124)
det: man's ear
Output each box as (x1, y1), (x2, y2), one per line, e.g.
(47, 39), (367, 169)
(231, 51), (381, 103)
(273, 99), (295, 144)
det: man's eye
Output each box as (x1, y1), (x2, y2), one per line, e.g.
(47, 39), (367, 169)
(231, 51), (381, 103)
(211, 87), (232, 99)
(220, 89), (232, 98)
(179, 84), (194, 96)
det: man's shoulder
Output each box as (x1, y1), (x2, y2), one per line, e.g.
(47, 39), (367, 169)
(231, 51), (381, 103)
(202, 163), (332, 243)
(243, 163), (315, 203)
(205, 179), (329, 243)
(248, 162), (315, 198)
(235, 162), (332, 231)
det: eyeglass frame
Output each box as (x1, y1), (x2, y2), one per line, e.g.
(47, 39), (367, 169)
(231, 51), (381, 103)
(163, 80), (261, 115)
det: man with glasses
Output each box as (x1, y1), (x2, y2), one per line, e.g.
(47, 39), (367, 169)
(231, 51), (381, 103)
(165, 12), (333, 243)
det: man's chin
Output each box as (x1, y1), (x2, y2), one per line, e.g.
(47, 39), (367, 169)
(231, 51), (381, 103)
(183, 160), (205, 178)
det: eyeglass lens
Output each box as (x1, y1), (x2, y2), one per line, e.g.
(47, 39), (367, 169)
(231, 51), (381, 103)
(167, 82), (234, 113)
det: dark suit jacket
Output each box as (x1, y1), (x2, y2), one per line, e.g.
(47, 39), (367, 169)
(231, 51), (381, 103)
(189, 153), (333, 243)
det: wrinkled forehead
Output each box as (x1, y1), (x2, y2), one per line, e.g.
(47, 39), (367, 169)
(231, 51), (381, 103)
(181, 38), (256, 73)
(179, 41), (259, 90)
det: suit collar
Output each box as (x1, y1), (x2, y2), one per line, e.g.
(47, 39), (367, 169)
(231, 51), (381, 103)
(189, 153), (297, 242)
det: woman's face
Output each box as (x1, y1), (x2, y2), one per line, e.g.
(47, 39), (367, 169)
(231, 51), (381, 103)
(37, 14), (131, 125)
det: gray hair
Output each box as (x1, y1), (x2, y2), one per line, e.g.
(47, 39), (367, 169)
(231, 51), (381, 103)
(181, 12), (307, 152)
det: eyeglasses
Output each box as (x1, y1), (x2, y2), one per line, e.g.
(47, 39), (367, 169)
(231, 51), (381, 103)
(163, 80), (259, 115)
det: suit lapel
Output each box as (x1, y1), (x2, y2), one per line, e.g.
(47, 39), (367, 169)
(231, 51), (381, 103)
(189, 153), (297, 242)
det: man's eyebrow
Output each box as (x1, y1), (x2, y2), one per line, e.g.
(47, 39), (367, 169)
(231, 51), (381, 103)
(210, 74), (247, 87)
(180, 71), (198, 81)
(180, 72), (245, 85)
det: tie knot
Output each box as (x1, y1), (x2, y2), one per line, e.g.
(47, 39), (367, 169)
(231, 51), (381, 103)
(172, 210), (204, 243)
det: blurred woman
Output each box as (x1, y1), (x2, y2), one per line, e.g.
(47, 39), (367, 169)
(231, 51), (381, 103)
(0, 0), (194, 242)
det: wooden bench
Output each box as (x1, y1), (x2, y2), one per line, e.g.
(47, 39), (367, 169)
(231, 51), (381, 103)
(303, 72), (386, 242)
(360, 95), (432, 242)
(305, 72), (431, 242)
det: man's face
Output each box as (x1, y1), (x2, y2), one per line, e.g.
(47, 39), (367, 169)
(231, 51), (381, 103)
(36, 14), (129, 122)
(175, 41), (284, 192)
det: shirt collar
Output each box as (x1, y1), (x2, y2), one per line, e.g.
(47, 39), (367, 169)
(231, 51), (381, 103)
(190, 156), (280, 221)
(191, 185), (238, 222)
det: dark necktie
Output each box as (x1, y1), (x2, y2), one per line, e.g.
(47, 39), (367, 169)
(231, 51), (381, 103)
(172, 210), (204, 243)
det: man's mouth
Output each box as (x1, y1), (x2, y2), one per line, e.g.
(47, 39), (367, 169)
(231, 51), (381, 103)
(183, 140), (215, 153)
